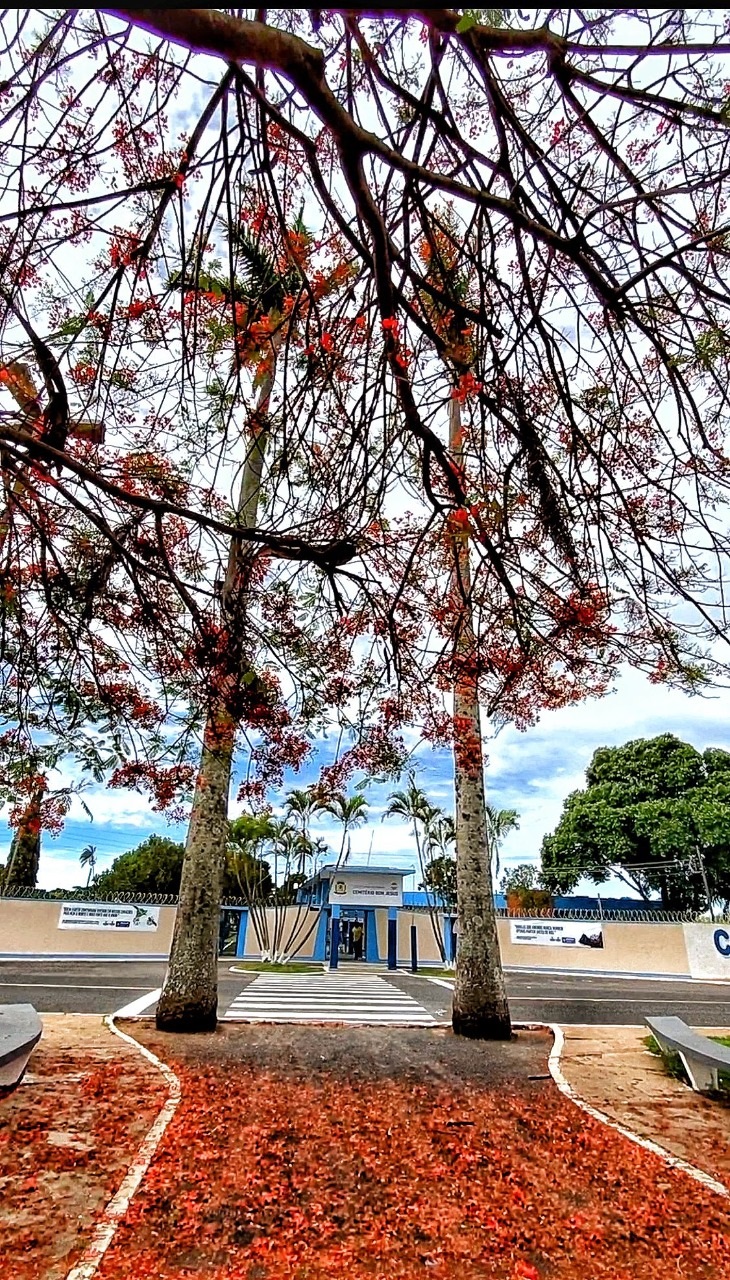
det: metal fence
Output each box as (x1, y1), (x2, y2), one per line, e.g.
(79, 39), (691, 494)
(0, 885), (727, 924)
(0, 885), (247, 908)
(494, 905), (729, 923)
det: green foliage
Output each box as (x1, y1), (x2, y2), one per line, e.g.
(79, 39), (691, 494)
(500, 863), (543, 895)
(79, 843), (97, 887)
(487, 804), (520, 880)
(644, 1034), (730, 1090)
(92, 835), (187, 896)
(541, 734), (730, 909)
(93, 829), (271, 899)
(500, 862), (551, 910)
(456, 9), (505, 33)
(694, 326), (730, 370)
(421, 854), (457, 910)
(227, 813), (276, 902)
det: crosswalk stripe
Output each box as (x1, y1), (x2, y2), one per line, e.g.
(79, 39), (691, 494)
(224, 973), (437, 1025)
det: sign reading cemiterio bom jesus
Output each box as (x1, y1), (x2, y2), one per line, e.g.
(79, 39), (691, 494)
(58, 903), (160, 931)
(330, 873), (403, 908)
(510, 920), (604, 949)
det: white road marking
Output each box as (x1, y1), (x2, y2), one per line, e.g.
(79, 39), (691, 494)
(225, 973), (437, 1025)
(0, 982), (155, 991)
(113, 988), (162, 1017)
(511, 996), (730, 1005)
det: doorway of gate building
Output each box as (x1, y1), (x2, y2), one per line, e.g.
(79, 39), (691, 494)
(218, 907), (247, 958)
(327, 908), (366, 962)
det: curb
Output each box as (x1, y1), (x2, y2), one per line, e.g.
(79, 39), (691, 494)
(64, 1014), (181, 1280)
(546, 1022), (729, 1200)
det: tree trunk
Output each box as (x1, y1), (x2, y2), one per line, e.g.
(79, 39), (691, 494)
(4, 788), (43, 891)
(449, 397), (511, 1040)
(156, 333), (281, 1031)
(156, 716), (233, 1031)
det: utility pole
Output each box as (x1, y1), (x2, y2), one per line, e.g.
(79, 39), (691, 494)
(688, 844), (715, 922)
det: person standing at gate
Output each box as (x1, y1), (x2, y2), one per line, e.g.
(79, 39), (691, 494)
(352, 921), (364, 961)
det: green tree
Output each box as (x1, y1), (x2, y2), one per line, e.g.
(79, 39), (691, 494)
(421, 855), (457, 913)
(541, 735), (730, 910)
(94, 829), (270, 900)
(227, 815), (276, 903)
(283, 787), (323, 840)
(227, 809), (323, 959)
(93, 836), (187, 896)
(322, 792), (369, 865)
(79, 843), (97, 887)
(385, 777), (447, 959)
(486, 806), (520, 882)
(500, 863), (551, 912)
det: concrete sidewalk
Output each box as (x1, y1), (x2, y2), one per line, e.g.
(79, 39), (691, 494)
(559, 1024), (730, 1188)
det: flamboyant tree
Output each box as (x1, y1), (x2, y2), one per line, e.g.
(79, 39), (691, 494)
(2, 10), (730, 1034)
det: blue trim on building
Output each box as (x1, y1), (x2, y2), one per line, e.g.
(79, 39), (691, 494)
(446, 915), (457, 963)
(387, 906), (397, 970)
(364, 908), (379, 963)
(312, 909), (328, 962)
(329, 904), (340, 970)
(236, 909), (248, 958)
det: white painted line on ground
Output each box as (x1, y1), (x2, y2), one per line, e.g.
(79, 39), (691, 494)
(421, 977), (730, 1007)
(226, 973), (437, 1025)
(544, 1022), (729, 1201)
(0, 982), (155, 992)
(223, 1014), (436, 1024)
(64, 1012), (181, 1280)
(113, 988), (162, 1018)
(513, 997), (730, 1005)
(0, 955), (169, 963)
(507, 968), (730, 986)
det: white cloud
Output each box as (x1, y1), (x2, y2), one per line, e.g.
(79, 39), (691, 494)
(14, 662), (730, 896)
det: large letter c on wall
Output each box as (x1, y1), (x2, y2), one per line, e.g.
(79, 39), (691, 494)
(714, 928), (730, 957)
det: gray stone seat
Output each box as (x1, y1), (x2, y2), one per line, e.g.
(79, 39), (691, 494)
(0, 1003), (42, 1089)
(646, 1015), (730, 1093)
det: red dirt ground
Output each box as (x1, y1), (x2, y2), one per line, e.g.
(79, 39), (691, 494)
(88, 1023), (727, 1280)
(0, 1015), (165, 1280)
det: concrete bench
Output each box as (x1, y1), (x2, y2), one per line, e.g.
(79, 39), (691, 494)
(0, 1004), (42, 1089)
(646, 1015), (730, 1093)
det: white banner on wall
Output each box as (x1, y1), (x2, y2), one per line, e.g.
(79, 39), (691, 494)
(510, 920), (604, 949)
(58, 903), (160, 931)
(329, 873), (403, 908)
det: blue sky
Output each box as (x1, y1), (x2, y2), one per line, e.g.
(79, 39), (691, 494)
(8, 663), (730, 894)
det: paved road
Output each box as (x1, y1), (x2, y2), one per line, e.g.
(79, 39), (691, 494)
(2, 959), (730, 1026)
(224, 971), (438, 1025)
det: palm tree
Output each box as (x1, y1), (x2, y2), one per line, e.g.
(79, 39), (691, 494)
(425, 812), (456, 860)
(284, 787), (323, 841)
(79, 844), (97, 887)
(385, 776), (446, 959)
(486, 806), (520, 883)
(323, 792), (369, 866)
(156, 218), (311, 1030)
